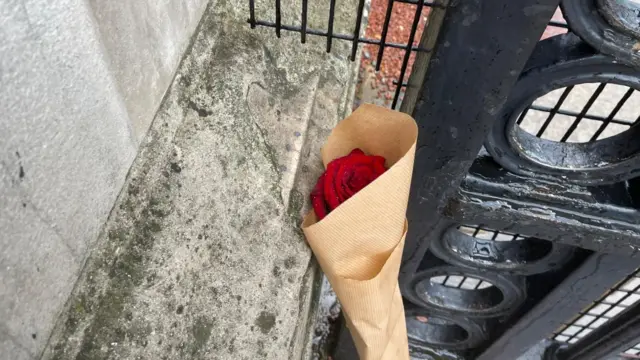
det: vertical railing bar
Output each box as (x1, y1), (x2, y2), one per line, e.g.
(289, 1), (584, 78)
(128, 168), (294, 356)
(472, 227), (481, 237)
(442, 275), (450, 286)
(301, 0), (308, 43)
(590, 87), (635, 141)
(392, 0), (424, 108)
(491, 231), (499, 240)
(327, 0), (336, 52)
(516, 107), (530, 125)
(473, 279), (482, 290)
(536, 85), (575, 137)
(375, 0), (395, 71)
(350, 0), (367, 61)
(249, 0), (256, 28)
(275, 0), (282, 38)
(561, 83), (607, 142)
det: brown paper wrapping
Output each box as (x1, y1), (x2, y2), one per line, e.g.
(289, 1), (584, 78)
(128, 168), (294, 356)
(302, 104), (418, 360)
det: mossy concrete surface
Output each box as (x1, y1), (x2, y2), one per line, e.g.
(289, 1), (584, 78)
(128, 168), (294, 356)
(41, 1), (359, 359)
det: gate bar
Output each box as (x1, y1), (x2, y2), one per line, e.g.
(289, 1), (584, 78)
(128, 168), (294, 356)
(453, 171), (640, 255)
(556, 303), (640, 360)
(476, 253), (640, 360)
(401, 0), (561, 279)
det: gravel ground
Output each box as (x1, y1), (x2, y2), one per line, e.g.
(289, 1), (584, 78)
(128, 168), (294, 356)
(354, 0), (428, 107)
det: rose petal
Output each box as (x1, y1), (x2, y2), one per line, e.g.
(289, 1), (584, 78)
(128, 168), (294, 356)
(336, 165), (354, 200)
(310, 173), (328, 220)
(345, 165), (376, 193)
(323, 159), (342, 211)
(315, 148), (388, 217)
(371, 155), (387, 175)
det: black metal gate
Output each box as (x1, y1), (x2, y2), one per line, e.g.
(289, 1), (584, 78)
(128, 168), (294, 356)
(250, 1), (640, 359)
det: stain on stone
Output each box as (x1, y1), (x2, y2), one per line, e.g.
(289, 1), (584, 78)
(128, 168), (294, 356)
(128, 184), (140, 196)
(170, 162), (182, 173)
(254, 311), (276, 334)
(188, 317), (214, 357)
(257, 339), (267, 356)
(284, 256), (297, 269)
(176, 305), (185, 315)
(188, 100), (213, 117)
(180, 75), (192, 87)
(287, 189), (304, 219)
(22, 202), (26, 208)
(18, 164), (25, 179)
(272, 266), (281, 277)
(32, 333), (37, 340)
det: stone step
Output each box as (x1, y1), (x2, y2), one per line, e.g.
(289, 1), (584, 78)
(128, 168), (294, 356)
(42, 1), (360, 359)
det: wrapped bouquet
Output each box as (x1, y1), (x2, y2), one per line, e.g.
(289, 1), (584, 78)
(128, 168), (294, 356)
(302, 104), (418, 360)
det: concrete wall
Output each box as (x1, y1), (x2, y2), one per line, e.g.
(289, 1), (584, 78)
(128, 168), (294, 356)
(0, 0), (208, 358)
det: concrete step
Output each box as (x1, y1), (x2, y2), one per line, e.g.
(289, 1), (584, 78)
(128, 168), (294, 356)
(42, 1), (360, 359)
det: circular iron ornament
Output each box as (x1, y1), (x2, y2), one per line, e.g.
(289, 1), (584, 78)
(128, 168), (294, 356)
(485, 33), (640, 185)
(429, 227), (575, 275)
(562, 0), (640, 68)
(409, 262), (526, 318)
(405, 308), (489, 351)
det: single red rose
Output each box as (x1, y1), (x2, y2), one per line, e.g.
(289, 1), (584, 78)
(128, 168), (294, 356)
(310, 148), (387, 220)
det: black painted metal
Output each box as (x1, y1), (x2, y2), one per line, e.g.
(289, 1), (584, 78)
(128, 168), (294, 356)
(409, 268), (526, 318)
(351, 0), (366, 61)
(253, 20), (429, 52)
(400, 0), (560, 278)
(429, 226), (575, 275)
(248, 0), (255, 28)
(555, 299), (640, 360)
(477, 253), (640, 360)
(301, 0), (307, 43)
(485, 33), (640, 185)
(275, 0), (281, 38)
(327, 0), (336, 52)
(562, 0), (640, 68)
(406, 305), (490, 351)
(375, 0), (394, 72)
(454, 157), (640, 255)
(391, 0), (424, 108)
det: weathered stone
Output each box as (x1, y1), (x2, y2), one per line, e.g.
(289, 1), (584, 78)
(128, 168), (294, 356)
(42, 1), (359, 359)
(0, 0), (208, 357)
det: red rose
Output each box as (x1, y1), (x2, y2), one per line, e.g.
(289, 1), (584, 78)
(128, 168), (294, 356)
(310, 148), (387, 220)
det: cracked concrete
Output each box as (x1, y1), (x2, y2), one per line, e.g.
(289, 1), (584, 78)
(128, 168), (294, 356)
(39, 1), (360, 359)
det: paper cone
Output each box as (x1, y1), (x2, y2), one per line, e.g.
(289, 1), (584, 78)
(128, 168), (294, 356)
(302, 104), (418, 360)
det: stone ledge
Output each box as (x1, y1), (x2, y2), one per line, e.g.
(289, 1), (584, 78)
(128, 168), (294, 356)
(42, 1), (359, 359)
